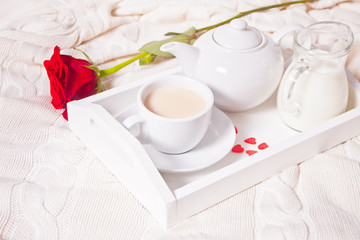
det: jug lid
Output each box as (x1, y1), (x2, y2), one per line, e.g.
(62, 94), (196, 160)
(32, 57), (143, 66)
(213, 19), (262, 50)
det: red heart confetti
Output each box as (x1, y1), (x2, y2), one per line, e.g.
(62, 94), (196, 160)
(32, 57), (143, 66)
(244, 137), (256, 145)
(232, 144), (244, 153)
(258, 142), (268, 150)
(234, 126), (238, 134)
(246, 150), (257, 156)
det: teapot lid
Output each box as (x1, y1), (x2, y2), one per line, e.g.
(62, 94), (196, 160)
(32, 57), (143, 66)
(213, 19), (262, 50)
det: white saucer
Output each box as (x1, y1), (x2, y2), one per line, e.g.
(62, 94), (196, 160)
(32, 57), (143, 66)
(117, 105), (236, 173)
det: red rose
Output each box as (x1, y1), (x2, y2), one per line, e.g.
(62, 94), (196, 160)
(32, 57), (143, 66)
(44, 46), (100, 120)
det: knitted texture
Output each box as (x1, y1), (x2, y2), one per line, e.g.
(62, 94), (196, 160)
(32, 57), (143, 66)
(1, 0), (360, 239)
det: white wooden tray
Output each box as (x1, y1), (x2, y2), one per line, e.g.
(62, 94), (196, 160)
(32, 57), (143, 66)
(67, 66), (360, 228)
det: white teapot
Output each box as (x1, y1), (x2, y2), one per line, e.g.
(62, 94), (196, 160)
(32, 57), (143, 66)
(160, 19), (300, 112)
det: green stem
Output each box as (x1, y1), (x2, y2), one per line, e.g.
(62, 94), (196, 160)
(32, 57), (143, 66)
(196, 0), (315, 33)
(98, 51), (149, 79)
(96, 77), (102, 93)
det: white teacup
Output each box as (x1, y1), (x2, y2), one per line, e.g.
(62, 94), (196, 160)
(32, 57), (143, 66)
(122, 75), (214, 154)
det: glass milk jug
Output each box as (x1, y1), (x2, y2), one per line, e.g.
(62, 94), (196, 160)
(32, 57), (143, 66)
(277, 21), (354, 131)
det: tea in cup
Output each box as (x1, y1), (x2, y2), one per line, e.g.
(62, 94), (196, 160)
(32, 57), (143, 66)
(122, 75), (214, 154)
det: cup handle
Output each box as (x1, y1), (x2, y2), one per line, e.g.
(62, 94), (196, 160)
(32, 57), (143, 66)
(280, 60), (309, 116)
(122, 114), (145, 138)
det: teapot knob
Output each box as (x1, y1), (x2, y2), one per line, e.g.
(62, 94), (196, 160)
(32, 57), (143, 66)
(230, 19), (247, 30)
(213, 18), (262, 49)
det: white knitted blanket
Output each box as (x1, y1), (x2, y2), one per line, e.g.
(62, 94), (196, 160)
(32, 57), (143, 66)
(1, 0), (360, 239)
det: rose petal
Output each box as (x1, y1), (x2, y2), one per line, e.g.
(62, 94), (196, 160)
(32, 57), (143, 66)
(246, 150), (257, 156)
(44, 46), (99, 121)
(232, 144), (244, 153)
(258, 142), (269, 150)
(244, 137), (256, 145)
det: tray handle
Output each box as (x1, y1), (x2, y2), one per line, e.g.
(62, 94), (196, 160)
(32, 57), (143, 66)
(68, 101), (138, 171)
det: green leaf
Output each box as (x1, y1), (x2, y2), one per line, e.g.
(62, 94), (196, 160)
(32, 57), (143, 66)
(182, 27), (197, 36)
(164, 27), (196, 37)
(86, 65), (100, 74)
(74, 48), (100, 75)
(189, 38), (197, 45)
(139, 53), (156, 65)
(164, 32), (181, 36)
(74, 48), (95, 65)
(139, 27), (196, 57)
